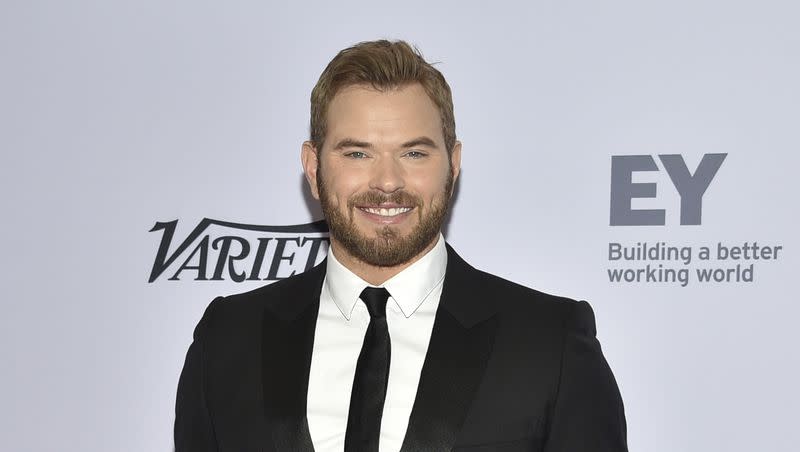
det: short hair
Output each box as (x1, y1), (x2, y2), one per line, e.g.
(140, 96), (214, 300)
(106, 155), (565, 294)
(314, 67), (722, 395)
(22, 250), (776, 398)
(310, 39), (456, 153)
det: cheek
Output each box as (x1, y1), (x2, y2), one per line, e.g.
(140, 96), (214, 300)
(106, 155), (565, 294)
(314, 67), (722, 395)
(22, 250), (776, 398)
(410, 170), (450, 199)
(323, 175), (362, 206)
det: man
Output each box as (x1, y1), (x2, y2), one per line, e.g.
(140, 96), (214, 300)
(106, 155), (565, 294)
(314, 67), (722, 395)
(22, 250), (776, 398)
(175, 40), (627, 452)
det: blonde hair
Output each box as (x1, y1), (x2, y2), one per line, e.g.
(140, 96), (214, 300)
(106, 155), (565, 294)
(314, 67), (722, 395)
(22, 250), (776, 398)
(310, 39), (456, 153)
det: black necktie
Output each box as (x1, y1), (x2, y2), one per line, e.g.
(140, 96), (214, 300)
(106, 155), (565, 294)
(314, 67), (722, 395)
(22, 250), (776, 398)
(344, 287), (392, 452)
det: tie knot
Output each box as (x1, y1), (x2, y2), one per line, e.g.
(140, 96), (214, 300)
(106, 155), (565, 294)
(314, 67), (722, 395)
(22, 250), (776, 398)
(359, 287), (390, 319)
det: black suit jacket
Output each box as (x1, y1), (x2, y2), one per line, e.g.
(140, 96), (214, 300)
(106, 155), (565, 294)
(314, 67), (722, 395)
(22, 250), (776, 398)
(175, 244), (627, 451)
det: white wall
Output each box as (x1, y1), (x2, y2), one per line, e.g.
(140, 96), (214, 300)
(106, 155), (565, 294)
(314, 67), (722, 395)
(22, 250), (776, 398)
(1, 1), (797, 450)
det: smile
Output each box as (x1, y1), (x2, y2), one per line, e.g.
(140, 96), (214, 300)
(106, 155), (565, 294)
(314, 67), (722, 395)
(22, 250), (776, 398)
(359, 207), (413, 217)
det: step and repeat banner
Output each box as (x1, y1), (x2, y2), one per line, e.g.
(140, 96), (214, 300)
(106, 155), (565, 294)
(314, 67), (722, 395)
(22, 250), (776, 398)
(2, 1), (797, 451)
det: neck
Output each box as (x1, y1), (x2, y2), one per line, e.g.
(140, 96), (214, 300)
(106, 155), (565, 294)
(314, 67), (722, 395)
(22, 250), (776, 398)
(329, 235), (440, 286)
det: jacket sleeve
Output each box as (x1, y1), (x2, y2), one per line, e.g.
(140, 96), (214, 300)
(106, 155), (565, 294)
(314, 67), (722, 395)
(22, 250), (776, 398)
(543, 300), (628, 452)
(174, 297), (223, 452)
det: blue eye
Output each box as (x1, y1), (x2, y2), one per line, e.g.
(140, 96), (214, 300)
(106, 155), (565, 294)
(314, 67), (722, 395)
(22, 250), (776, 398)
(405, 150), (427, 159)
(345, 151), (368, 159)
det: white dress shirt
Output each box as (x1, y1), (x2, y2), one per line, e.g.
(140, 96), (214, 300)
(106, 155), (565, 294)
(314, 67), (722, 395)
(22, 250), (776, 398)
(306, 234), (447, 452)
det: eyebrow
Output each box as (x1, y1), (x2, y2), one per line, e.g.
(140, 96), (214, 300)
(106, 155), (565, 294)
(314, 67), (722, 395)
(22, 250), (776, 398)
(333, 138), (372, 150)
(401, 136), (438, 149)
(332, 136), (439, 150)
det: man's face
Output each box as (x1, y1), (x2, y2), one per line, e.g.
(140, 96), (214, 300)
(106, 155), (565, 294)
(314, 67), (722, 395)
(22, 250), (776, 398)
(302, 83), (461, 268)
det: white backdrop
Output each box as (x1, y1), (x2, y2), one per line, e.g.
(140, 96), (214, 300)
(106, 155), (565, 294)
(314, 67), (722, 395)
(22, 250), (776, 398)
(1, 1), (797, 451)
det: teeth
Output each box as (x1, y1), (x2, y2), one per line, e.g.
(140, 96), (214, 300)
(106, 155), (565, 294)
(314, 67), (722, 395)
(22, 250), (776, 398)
(364, 207), (412, 216)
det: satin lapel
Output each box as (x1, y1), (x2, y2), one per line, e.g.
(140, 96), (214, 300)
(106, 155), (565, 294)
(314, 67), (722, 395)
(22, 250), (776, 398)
(400, 245), (498, 452)
(261, 261), (326, 452)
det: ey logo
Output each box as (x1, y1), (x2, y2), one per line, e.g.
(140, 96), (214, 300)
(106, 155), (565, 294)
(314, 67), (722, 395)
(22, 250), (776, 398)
(610, 154), (727, 226)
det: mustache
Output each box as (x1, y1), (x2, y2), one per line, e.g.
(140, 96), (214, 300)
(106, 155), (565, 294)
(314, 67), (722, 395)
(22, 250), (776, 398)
(348, 190), (421, 207)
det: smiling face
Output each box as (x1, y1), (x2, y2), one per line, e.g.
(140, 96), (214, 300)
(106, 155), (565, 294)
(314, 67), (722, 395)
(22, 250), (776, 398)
(302, 83), (461, 271)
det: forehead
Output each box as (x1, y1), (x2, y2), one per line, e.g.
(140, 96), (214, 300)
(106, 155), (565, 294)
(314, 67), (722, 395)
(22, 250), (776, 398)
(325, 83), (444, 147)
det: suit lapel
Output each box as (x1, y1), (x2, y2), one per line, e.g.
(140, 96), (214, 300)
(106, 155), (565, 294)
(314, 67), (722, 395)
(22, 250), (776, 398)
(400, 245), (498, 452)
(259, 245), (497, 451)
(261, 261), (326, 452)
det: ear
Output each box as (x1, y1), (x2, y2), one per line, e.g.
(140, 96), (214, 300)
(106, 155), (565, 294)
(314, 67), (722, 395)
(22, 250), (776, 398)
(449, 140), (462, 193)
(301, 141), (320, 200)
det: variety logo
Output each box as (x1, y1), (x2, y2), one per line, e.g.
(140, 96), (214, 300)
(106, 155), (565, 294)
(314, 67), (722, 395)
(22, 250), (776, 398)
(610, 153), (727, 225)
(148, 219), (329, 282)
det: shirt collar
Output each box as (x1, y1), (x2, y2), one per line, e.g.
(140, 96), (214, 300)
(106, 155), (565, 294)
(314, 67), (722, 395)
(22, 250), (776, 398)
(323, 233), (447, 320)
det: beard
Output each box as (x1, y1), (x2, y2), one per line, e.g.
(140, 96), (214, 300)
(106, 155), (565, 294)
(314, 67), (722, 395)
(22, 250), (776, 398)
(317, 169), (453, 268)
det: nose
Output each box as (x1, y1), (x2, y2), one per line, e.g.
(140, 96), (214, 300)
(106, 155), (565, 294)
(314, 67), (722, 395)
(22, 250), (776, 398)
(369, 155), (405, 193)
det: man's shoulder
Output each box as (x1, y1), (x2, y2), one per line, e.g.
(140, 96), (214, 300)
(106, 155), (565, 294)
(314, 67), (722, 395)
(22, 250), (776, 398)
(225, 263), (322, 305)
(472, 266), (580, 310)
(192, 262), (325, 339)
(453, 254), (597, 336)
